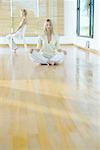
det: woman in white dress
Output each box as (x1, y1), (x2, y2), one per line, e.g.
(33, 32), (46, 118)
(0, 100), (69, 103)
(29, 19), (67, 65)
(6, 9), (27, 53)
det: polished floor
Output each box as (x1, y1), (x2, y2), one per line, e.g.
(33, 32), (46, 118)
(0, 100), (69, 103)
(0, 46), (100, 150)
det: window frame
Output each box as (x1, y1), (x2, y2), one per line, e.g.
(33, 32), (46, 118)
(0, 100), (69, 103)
(77, 0), (94, 38)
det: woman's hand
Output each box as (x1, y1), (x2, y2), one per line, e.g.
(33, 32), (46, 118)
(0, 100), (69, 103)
(29, 48), (40, 54)
(58, 49), (67, 55)
(63, 50), (67, 55)
(30, 48), (34, 54)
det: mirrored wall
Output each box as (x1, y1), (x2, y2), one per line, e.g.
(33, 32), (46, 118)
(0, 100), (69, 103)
(0, 0), (64, 36)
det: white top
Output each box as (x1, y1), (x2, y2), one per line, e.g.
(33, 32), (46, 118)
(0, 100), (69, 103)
(12, 24), (27, 38)
(37, 34), (59, 58)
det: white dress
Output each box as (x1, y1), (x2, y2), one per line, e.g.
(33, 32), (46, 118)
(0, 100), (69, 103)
(6, 24), (27, 50)
(31, 34), (64, 64)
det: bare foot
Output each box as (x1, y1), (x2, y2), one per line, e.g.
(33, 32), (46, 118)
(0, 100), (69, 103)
(13, 48), (17, 53)
(40, 63), (48, 65)
(48, 61), (55, 66)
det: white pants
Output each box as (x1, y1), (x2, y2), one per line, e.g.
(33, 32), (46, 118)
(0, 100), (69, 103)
(6, 34), (18, 50)
(30, 51), (64, 64)
(6, 32), (26, 50)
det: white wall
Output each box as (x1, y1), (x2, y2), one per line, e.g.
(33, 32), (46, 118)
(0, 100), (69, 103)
(64, 0), (76, 42)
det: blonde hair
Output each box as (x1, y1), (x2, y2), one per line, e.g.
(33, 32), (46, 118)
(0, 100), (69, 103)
(21, 9), (27, 16)
(44, 19), (54, 35)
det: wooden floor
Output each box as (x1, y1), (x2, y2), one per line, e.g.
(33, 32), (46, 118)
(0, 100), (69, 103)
(0, 46), (100, 150)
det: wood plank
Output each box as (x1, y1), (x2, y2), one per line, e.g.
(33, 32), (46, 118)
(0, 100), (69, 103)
(0, 46), (99, 149)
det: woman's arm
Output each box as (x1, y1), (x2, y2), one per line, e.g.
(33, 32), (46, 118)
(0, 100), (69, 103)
(13, 18), (26, 34)
(29, 36), (42, 54)
(29, 48), (40, 54)
(56, 35), (67, 55)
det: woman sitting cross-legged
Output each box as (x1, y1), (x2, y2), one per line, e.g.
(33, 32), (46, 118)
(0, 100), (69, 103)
(29, 19), (67, 65)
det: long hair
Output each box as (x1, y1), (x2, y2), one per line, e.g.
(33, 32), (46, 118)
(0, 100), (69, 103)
(44, 19), (54, 35)
(21, 9), (27, 16)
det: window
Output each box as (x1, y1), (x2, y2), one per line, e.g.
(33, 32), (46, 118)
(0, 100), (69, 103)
(0, 0), (64, 36)
(77, 0), (94, 38)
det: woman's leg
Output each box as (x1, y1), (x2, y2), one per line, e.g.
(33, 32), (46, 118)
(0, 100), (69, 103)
(11, 38), (18, 52)
(50, 52), (64, 64)
(6, 34), (18, 52)
(30, 51), (48, 64)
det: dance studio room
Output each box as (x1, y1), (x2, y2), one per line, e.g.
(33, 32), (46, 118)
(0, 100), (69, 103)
(0, 0), (100, 149)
